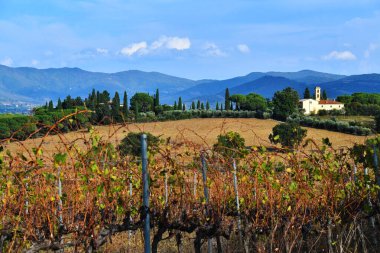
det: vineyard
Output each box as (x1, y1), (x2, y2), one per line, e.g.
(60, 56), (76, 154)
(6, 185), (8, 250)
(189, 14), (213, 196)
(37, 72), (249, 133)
(1, 116), (380, 252)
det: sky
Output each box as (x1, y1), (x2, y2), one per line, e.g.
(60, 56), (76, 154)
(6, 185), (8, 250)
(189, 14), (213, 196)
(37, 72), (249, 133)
(0, 0), (379, 79)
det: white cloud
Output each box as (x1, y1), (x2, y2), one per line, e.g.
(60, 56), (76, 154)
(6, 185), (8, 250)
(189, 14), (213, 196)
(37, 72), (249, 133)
(96, 48), (109, 55)
(322, 50), (356, 61)
(237, 44), (250, 53)
(120, 36), (191, 57)
(364, 43), (378, 58)
(151, 36), (191, 51)
(203, 43), (226, 57)
(31, 59), (39, 66)
(120, 41), (148, 56)
(1, 57), (13, 66)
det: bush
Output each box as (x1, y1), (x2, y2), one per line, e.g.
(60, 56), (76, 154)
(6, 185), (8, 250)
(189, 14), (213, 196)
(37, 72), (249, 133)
(269, 122), (307, 148)
(213, 131), (247, 159)
(118, 132), (161, 157)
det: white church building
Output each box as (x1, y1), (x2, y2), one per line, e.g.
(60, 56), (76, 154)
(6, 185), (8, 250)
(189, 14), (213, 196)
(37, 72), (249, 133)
(299, 87), (344, 115)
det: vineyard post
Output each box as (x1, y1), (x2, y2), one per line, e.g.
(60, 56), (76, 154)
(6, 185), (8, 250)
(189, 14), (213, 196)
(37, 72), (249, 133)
(141, 134), (151, 253)
(232, 159), (243, 247)
(165, 170), (168, 206)
(201, 153), (212, 253)
(364, 167), (376, 229)
(57, 167), (63, 226)
(128, 174), (133, 248)
(193, 171), (197, 197)
(372, 145), (380, 203)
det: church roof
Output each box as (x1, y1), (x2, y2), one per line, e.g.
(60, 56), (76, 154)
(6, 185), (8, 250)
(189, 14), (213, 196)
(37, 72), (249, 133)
(318, 100), (343, 105)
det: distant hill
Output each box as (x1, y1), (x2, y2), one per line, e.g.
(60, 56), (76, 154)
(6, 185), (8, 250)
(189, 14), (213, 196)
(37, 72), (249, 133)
(0, 64), (379, 107)
(230, 76), (307, 98)
(266, 70), (345, 84)
(178, 70), (345, 102)
(0, 65), (197, 104)
(194, 76), (307, 103)
(318, 74), (380, 98)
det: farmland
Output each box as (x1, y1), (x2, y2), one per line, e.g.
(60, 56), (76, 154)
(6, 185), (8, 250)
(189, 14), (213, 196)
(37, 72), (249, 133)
(1, 117), (379, 252)
(5, 118), (369, 157)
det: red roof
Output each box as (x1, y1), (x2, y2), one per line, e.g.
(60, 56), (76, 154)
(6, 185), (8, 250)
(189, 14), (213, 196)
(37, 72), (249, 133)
(318, 100), (343, 105)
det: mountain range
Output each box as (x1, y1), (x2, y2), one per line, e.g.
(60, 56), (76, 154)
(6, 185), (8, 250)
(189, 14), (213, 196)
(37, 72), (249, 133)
(1, 64), (380, 106)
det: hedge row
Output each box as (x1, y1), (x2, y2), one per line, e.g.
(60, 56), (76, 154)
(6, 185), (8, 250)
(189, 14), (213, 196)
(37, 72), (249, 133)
(287, 115), (372, 136)
(0, 109), (91, 140)
(136, 109), (272, 122)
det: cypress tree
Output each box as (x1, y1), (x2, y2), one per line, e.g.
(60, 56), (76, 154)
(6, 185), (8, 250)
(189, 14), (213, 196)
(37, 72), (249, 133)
(201, 102), (205, 110)
(155, 89), (160, 107)
(216, 102), (219, 110)
(48, 100), (54, 111)
(225, 88), (230, 111)
(111, 92), (121, 122)
(197, 100), (201, 110)
(178, 97), (182, 110)
(123, 91), (129, 116)
(182, 104), (186, 111)
(134, 101), (139, 121)
(303, 88), (311, 99)
(191, 101), (195, 110)
(174, 101), (177, 110)
(322, 90), (328, 100)
(57, 98), (63, 109)
(96, 91), (100, 106)
(206, 101), (210, 110)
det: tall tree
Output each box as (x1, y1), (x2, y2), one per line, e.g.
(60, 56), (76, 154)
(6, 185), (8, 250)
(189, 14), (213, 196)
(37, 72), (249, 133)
(174, 101), (177, 110)
(216, 102), (219, 110)
(206, 101), (210, 110)
(225, 88), (231, 111)
(191, 101), (196, 110)
(272, 87), (300, 121)
(240, 93), (267, 111)
(111, 92), (121, 122)
(130, 93), (154, 113)
(155, 89), (160, 107)
(123, 91), (129, 116)
(322, 90), (328, 100)
(182, 104), (186, 111)
(197, 100), (201, 110)
(230, 94), (246, 111)
(57, 98), (63, 109)
(48, 100), (54, 111)
(201, 102), (205, 110)
(178, 97), (182, 110)
(303, 88), (311, 99)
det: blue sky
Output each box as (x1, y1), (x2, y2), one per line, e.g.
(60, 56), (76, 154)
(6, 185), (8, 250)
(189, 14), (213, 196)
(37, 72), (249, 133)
(0, 0), (379, 79)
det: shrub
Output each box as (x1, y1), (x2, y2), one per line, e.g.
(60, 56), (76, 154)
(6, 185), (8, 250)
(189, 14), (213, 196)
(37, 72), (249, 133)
(118, 132), (161, 157)
(213, 131), (247, 159)
(269, 122), (307, 148)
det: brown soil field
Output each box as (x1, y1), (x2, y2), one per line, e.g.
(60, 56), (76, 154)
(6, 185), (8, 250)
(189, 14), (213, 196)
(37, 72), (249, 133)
(4, 118), (371, 156)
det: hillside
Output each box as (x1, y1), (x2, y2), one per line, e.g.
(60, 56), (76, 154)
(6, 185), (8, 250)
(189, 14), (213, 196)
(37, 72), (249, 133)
(177, 70), (344, 102)
(1, 64), (379, 107)
(0, 65), (197, 104)
(318, 74), (380, 98)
